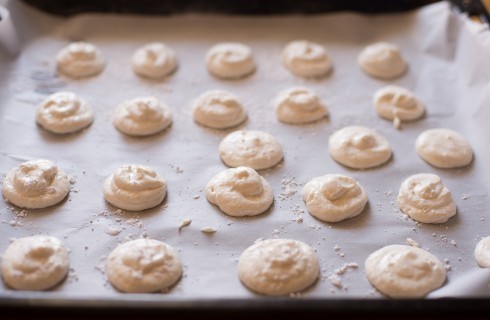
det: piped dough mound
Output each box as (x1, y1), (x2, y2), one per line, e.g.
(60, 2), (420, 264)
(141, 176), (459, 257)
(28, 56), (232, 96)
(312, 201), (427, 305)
(106, 238), (182, 293)
(275, 87), (328, 124)
(205, 166), (273, 217)
(1, 236), (69, 291)
(132, 42), (178, 79)
(193, 90), (247, 129)
(36, 91), (94, 134)
(302, 174), (368, 222)
(328, 126), (392, 169)
(113, 96), (172, 136)
(365, 244), (446, 298)
(103, 164), (166, 211)
(219, 130), (283, 170)
(374, 85), (424, 122)
(2, 159), (70, 209)
(56, 41), (105, 78)
(238, 239), (319, 296)
(475, 237), (490, 268)
(358, 42), (406, 79)
(282, 40), (332, 78)
(415, 128), (473, 169)
(397, 173), (456, 224)
(205, 42), (256, 79)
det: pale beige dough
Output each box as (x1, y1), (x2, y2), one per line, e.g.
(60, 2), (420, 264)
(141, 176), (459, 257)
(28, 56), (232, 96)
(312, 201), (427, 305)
(113, 96), (172, 136)
(36, 91), (94, 134)
(358, 42), (406, 79)
(103, 164), (166, 211)
(205, 42), (256, 79)
(302, 174), (368, 222)
(106, 239), (182, 293)
(274, 87), (328, 124)
(328, 126), (392, 169)
(238, 239), (319, 296)
(219, 130), (283, 170)
(206, 166), (273, 217)
(373, 85), (424, 123)
(2, 159), (70, 209)
(282, 40), (332, 78)
(132, 42), (178, 79)
(365, 244), (446, 298)
(193, 90), (247, 129)
(1, 236), (69, 291)
(474, 236), (490, 268)
(415, 128), (473, 168)
(56, 41), (105, 78)
(397, 173), (456, 224)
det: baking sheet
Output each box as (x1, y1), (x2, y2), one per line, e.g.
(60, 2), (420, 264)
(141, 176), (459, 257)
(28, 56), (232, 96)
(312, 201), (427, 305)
(1, 0), (490, 305)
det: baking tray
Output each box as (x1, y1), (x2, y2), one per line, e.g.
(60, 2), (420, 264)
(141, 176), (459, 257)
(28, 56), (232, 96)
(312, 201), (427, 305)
(1, 0), (490, 314)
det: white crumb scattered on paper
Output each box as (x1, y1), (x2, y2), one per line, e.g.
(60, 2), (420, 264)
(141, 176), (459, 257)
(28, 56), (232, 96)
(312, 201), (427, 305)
(178, 218), (192, 230)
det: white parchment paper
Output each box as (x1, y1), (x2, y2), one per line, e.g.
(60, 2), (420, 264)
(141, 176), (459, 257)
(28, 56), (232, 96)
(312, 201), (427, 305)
(1, 1), (490, 304)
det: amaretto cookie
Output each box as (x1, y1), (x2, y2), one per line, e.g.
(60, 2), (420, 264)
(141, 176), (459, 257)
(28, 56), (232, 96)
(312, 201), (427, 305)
(374, 85), (424, 126)
(2, 159), (70, 209)
(132, 42), (178, 79)
(205, 166), (273, 217)
(103, 164), (166, 211)
(193, 90), (247, 129)
(365, 244), (446, 298)
(274, 87), (328, 124)
(205, 42), (256, 79)
(358, 42), (406, 79)
(475, 237), (490, 268)
(113, 97), (172, 136)
(56, 41), (105, 78)
(36, 91), (94, 134)
(107, 239), (182, 293)
(238, 239), (319, 296)
(415, 128), (473, 169)
(282, 40), (332, 78)
(219, 130), (283, 170)
(1, 236), (69, 291)
(329, 126), (392, 169)
(397, 173), (456, 224)
(302, 174), (368, 222)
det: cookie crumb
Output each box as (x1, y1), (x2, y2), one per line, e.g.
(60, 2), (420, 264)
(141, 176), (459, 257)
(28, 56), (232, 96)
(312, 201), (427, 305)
(178, 218), (192, 230)
(201, 227), (216, 233)
(406, 237), (419, 248)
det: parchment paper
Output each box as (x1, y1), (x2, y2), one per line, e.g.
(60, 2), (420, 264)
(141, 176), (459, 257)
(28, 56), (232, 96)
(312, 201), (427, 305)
(1, 0), (490, 304)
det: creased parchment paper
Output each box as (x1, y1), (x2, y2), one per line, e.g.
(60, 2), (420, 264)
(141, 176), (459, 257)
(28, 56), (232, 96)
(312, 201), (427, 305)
(1, 1), (490, 305)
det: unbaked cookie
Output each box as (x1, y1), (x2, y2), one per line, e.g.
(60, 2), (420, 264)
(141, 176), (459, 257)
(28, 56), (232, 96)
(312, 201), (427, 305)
(132, 42), (177, 79)
(205, 42), (256, 79)
(36, 91), (94, 134)
(56, 42), (105, 78)
(113, 97), (172, 136)
(282, 40), (332, 78)
(275, 87), (328, 124)
(193, 90), (247, 129)
(365, 244), (446, 298)
(358, 42), (406, 79)
(206, 166), (273, 217)
(219, 130), (283, 170)
(1, 235), (69, 291)
(475, 237), (490, 268)
(415, 128), (473, 169)
(374, 85), (424, 126)
(106, 238), (182, 293)
(302, 174), (368, 222)
(238, 239), (319, 296)
(329, 126), (392, 169)
(397, 173), (456, 224)
(2, 159), (70, 209)
(103, 164), (166, 211)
